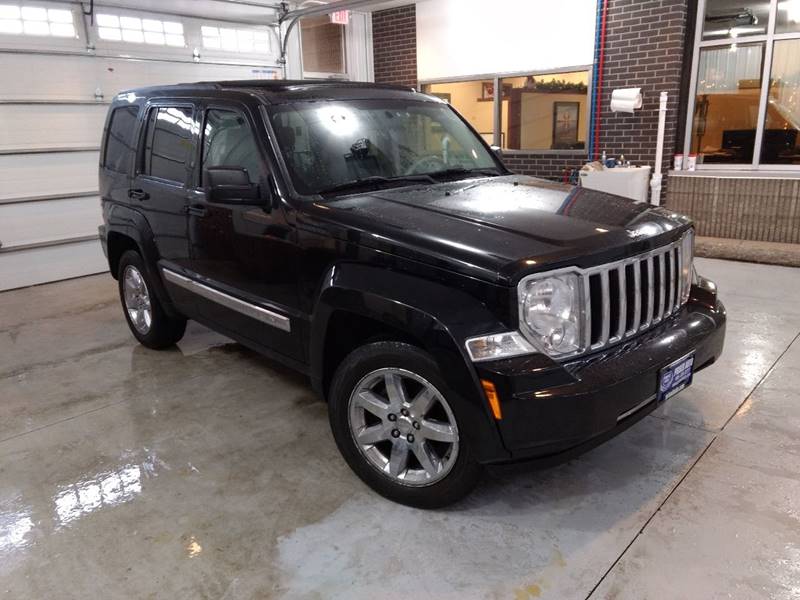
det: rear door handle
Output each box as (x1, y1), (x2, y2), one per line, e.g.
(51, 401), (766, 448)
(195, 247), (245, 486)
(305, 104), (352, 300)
(128, 189), (149, 201)
(186, 203), (207, 217)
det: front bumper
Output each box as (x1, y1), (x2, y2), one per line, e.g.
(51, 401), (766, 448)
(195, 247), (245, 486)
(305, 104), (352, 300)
(475, 295), (726, 464)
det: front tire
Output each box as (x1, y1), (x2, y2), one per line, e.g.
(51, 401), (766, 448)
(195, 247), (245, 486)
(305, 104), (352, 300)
(328, 341), (482, 508)
(118, 250), (186, 349)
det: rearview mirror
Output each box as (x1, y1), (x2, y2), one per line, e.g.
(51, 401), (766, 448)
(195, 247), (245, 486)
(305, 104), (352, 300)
(205, 167), (262, 204)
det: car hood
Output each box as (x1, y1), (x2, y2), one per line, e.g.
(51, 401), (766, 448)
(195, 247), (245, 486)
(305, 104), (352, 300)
(301, 175), (692, 284)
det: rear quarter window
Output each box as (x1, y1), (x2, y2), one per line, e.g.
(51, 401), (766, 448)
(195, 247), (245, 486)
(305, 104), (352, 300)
(104, 106), (140, 174)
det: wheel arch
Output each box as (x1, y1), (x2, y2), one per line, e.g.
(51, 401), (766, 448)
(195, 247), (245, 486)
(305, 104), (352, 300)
(104, 204), (181, 318)
(310, 263), (511, 463)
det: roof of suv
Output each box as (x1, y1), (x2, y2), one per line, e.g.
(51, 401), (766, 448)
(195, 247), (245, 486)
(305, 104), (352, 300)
(116, 79), (431, 104)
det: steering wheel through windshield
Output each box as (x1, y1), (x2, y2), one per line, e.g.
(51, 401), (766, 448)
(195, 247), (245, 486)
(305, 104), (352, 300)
(405, 154), (447, 176)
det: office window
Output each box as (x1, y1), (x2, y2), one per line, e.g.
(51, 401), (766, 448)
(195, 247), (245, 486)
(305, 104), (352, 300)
(104, 106), (139, 173)
(686, 0), (800, 169)
(422, 71), (590, 151)
(96, 13), (184, 46)
(422, 79), (496, 144)
(201, 26), (270, 53)
(690, 43), (764, 163)
(501, 71), (589, 151)
(777, 0), (800, 33)
(142, 107), (193, 183)
(702, 0), (768, 40)
(0, 5), (76, 37)
(300, 14), (345, 74)
(762, 39), (800, 164)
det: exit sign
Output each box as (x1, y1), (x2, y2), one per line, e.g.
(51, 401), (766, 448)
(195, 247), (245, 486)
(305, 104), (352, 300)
(330, 10), (349, 25)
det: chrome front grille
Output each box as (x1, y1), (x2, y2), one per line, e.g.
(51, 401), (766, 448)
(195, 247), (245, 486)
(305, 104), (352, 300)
(582, 236), (688, 352)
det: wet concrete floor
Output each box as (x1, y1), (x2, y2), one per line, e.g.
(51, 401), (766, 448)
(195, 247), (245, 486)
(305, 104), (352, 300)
(1, 258), (798, 599)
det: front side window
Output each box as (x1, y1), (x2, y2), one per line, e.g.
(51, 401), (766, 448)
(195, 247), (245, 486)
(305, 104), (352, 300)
(687, 0), (800, 169)
(104, 106), (139, 173)
(202, 109), (264, 184)
(269, 99), (499, 195)
(141, 106), (193, 183)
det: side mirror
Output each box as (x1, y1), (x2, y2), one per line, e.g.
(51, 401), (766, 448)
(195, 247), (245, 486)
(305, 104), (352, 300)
(490, 145), (504, 160)
(205, 167), (262, 204)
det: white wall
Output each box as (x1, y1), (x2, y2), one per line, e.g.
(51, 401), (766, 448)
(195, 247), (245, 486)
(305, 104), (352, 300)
(0, 0), (282, 291)
(416, 0), (596, 81)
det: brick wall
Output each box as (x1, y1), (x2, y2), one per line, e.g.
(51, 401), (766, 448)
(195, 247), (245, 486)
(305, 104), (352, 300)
(370, 1), (693, 185)
(501, 153), (586, 183)
(372, 5), (417, 88)
(597, 0), (690, 174)
(668, 175), (800, 242)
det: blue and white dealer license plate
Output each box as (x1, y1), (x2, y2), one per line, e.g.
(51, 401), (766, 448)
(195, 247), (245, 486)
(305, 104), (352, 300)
(658, 352), (695, 402)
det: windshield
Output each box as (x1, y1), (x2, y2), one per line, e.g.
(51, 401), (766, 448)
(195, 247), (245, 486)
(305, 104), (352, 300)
(267, 99), (500, 196)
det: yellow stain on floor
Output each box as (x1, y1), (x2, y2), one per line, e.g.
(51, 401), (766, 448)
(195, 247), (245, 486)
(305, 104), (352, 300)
(513, 583), (542, 599)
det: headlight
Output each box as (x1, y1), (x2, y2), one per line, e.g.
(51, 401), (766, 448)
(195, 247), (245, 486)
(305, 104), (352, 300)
(680, 229), (694, 304)
(518, 273), (584, 357)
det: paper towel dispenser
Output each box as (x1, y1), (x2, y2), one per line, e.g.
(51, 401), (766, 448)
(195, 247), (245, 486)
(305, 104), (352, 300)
(610, 88), (643, 113)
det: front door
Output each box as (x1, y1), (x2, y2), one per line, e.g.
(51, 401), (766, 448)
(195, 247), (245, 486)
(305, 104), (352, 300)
(184, 102), (302, 362)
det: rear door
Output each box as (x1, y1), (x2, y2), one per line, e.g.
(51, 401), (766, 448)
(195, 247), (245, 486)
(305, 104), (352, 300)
(131, 102), (196, 269)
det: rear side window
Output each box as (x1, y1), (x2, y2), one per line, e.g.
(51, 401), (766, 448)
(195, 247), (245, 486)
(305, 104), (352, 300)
(141, 106), (194, 184)
(104, 106), (139, 173)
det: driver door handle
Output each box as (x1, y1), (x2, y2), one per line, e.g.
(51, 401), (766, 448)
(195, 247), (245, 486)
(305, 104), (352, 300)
(186, 203), (207, 217)
(128, 189), (149, 201)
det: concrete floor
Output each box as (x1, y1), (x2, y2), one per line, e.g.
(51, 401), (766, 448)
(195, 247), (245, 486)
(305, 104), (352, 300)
(1, 258), (799, 599)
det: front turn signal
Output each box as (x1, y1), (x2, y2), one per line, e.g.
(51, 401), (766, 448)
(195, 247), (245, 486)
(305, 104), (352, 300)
(481, 379), (502, 420)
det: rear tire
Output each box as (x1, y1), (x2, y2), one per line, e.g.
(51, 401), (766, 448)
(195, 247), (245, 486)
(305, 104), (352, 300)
(118, 250), (186, 349)
(328, 341), (482, 508)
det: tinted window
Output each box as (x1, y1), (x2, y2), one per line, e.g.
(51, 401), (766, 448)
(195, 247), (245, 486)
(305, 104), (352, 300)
(142, 106), (194, 183)
(104, 106), (139, 173)
(202, 109), (264, 184)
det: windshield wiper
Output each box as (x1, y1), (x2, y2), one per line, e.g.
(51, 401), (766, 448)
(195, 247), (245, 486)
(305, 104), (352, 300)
(318, 174), (436, 196)
(426, 167), (502, 180)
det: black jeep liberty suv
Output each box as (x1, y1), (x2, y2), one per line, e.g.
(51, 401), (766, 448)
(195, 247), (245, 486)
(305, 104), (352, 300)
(99, 80), (726, 508)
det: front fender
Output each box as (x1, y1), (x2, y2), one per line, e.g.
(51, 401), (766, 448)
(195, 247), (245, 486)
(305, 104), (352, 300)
(310, 263), (512, 463)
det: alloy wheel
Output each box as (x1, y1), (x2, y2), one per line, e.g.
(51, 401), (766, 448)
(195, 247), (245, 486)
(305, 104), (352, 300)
(122, 265), (152, 334)
(348, 367), (459, 486)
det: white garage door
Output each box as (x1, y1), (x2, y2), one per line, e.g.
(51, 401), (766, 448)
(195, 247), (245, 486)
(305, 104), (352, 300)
(0, 0), (283, 291)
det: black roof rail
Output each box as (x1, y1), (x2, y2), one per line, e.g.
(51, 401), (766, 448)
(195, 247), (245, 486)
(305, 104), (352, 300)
(194, 79), (415, 92)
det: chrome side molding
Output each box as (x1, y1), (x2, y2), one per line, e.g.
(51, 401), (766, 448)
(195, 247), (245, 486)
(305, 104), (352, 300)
(161, 268), (291, 333)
